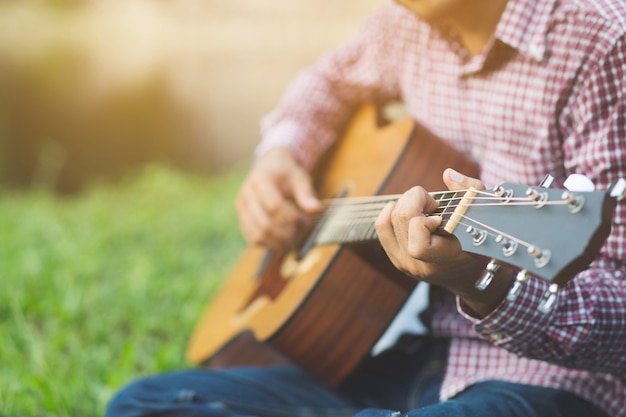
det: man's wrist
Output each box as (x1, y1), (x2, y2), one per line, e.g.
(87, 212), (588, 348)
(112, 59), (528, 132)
(455, 263), (516, 318)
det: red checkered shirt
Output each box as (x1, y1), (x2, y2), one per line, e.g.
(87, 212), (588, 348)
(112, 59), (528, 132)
(257, 0), (626, 415)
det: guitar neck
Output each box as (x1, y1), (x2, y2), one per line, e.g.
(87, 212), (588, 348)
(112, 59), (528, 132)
(308, 180), (617, 288)
(312, 190), (463, 246)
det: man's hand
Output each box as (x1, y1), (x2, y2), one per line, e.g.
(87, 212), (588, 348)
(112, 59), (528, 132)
(375, 168), (514, 317)
(235, 148), (321, 249)
(375, 168), (485, 281)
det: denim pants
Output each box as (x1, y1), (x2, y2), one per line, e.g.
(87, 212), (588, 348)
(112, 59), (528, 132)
(105, 339), (608, 417)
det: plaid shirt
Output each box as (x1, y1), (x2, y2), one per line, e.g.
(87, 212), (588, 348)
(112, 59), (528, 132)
(257, 0), (626, 415)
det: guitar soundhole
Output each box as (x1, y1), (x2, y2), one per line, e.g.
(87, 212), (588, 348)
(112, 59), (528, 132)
(239, 236), (321, 314)
(239, 249), (291, 312)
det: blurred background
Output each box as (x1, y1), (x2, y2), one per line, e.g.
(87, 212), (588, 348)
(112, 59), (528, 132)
(0, 0), (381, 193)
(1, 2), (388, 415)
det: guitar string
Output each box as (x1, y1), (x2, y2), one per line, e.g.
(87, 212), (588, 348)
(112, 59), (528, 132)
(319, 188), (569, 208)
(317, 198), (568, 216)
(316, 188), (571, 219)
(312, 188), (572, 248)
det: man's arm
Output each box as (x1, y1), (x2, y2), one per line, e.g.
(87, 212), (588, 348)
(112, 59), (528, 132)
(463, 33), (626, 376)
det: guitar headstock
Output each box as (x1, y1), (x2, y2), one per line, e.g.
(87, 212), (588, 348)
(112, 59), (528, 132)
(443, 182), (618, 288)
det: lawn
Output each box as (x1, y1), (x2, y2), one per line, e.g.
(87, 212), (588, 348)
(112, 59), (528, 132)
(0, 165), (246, 417)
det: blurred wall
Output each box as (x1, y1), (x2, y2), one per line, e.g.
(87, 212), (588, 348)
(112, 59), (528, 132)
(0, 0), (381, 192)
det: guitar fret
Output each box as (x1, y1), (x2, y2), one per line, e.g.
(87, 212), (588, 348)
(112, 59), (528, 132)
(315, 191), (472, 246)
(436, 191), (460, 227)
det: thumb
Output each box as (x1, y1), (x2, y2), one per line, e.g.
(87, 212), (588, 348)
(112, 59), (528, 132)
(289, 169), (322, 213)
(443, 168), (485, 191)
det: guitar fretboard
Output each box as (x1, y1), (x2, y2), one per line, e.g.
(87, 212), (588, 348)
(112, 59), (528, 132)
(312, 191), (464, 246)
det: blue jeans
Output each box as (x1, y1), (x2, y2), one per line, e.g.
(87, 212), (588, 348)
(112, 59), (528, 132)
(105, 339), (607, 417)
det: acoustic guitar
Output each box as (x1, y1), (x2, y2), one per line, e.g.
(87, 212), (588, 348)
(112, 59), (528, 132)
(186, 104), (622, 386)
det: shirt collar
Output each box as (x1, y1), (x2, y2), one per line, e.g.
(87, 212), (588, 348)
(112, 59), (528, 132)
(495, 0), (557, 62)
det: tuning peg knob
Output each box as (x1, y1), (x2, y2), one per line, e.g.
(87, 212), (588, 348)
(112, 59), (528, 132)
(538, 283), (561, 313)
(475, 259), (500, 291)
(507, 270), (530, 301)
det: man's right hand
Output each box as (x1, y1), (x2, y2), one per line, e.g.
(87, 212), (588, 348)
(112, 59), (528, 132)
(235, 147), (322, 249)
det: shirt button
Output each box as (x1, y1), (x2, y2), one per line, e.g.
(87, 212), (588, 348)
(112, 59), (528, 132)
(471, 145), (483, 160)
(529, 44), (544, 58)
(490, 332), (504, 342)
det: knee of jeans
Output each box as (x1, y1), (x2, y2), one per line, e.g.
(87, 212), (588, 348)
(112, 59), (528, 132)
(353, 409), (404, 417)
(105, 371), (216, 417)
(104, 381), (140, 417)
(104, 377), (168, 417)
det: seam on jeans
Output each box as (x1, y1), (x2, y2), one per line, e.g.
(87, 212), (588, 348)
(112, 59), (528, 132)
(216, 399), (358, 417)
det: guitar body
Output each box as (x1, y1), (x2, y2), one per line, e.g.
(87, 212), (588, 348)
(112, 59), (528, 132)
(186, 105), (479, 386)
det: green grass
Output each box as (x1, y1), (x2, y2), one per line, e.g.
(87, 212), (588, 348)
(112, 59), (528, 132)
(0, 165), (247, 417)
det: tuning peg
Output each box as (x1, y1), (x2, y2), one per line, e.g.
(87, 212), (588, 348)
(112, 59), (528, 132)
(525, 187), (548, 207)
(527, 245), (551, 268)
(538, 283), (561, 313)
(563, 173), (595, 192)
(475, 259), (500, 291)
(538, 174), (556, 188)
(609, 178), (626, 200)
(466, 225), (487, 245)
(560, 190), (585, 213)
(496, 234), (518, 256)
(506, 270), (530, 301)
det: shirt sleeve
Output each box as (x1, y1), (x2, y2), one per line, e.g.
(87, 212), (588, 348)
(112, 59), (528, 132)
(459, 34), (626, 376)
(255, 4), (405, 170)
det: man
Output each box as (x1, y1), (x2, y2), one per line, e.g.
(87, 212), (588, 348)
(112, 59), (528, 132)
(105, 0), (626, 416)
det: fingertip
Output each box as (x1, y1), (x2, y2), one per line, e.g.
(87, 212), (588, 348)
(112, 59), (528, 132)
(445, 168), (465, 184)
(375, 200), (395, 228)
(292, 178), (321, 212)
(428, 215), (443, 228)
(302, 196), (322, 212)
(444, 168), (485, 191)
